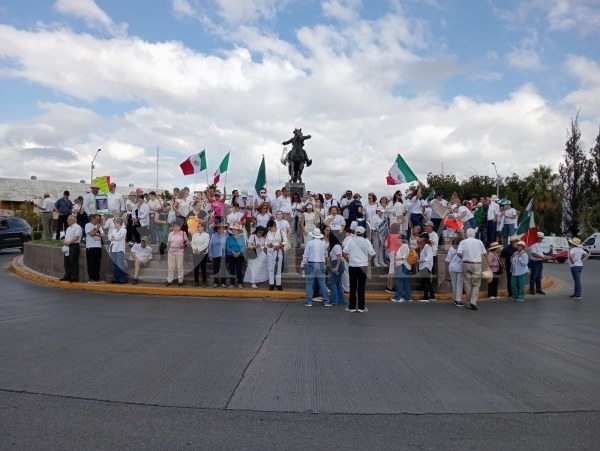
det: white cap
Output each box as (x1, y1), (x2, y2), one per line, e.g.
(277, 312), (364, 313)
(356, 226), (366, 235)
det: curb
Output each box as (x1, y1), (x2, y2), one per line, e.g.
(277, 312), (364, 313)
(11, 256), (553, 302)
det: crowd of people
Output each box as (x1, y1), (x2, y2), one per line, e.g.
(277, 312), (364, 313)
(41, 181), (589, 306)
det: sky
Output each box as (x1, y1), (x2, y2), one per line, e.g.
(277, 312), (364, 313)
(1, 0), (599, 198)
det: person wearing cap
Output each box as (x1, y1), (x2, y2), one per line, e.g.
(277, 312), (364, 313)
(510, 241), (529, 301)
(500, 235), (520, 299)
(55, 191), (73, 240)
(486, 195), (501, 246)
(323, 191), (339, 212)
(208, 222), (230, 288)
(129, 236), (153, 285)
(528, 232), (550, 295)
(301, 228), (332, 307)
(85, 214), (105, 283)
(244, 226), (269, 288)
(369, 206), (386, 267)
(165, 220), (188, 287)
(343, 225), (375, 312)
(457, 229), (489, 310)
(226, 222), (247, 288)
(35, 192), (55, 240)
(486, 242), (503, 299)
(340, 190), (353, 222)
(254, 188), (272, 213)
(568, 237), (589, 300)
(417, 232), (436, 302)
(191, 221), (210, 287)
(265, 219), (288, 291)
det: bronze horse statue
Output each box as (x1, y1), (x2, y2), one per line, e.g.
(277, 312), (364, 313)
(281, 128), (312, 183)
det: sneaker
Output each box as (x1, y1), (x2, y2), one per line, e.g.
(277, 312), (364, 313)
(132, 279), (138, 285)
(568, 294), (576, 299)
(345, 307), (356, 312)
(212, 283), (218, 288)
(428, 298), (437, 302)
(573, 296), (582, 300)
(221, 284), (227, 288)
(202, 284), (207, 288)
(385, 288), (395, 294)
(406, 299), (413, 302)
(87, 280), (97, 284)
(229, 285), (235, 289)
(251, 283), (258, 289)
(178, 282), (183, 287)
(312, 296), (323, 302)
(418, 299), (429, 303)
(390, 298), (399, 303)
(537, 290), (546, 295)
(357, 308), (368, 313)
(238, 284), (243, 289)
(516, 298), (525, 302)
(277, 286), (283, 291)
(453, 300), (463, 307)
(489, 296), (497, 300)
(324, 303), (333, 307)
(165, 281), (172, 287)
(305, 302), (312, 307)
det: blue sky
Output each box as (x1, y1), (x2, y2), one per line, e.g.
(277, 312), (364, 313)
(0, 0), (599, 197)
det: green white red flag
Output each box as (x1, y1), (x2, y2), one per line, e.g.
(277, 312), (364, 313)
(516, 198), (539, 246)
(386, 154), (418, 185)
(180, 150), (207, 176)
(213, 151), (230, 185)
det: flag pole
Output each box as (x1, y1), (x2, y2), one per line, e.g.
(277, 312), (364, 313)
(224, 150), (229, 190)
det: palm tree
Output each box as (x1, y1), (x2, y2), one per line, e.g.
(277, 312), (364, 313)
(524, 165), (563, 232)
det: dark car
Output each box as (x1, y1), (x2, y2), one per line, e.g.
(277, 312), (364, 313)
(0, 216), (33, 252)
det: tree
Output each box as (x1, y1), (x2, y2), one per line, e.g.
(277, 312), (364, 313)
(524, 165), (563, 233)
(559, 115), (588, 236)
(460, 175), (496, 202)
(580, 125), (600, 235)
(425, 172), (460, 199)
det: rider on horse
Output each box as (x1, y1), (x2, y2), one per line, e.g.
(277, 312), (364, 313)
(282, 128), (312, 183)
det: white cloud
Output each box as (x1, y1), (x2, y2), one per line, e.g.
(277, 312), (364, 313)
(54, 0), (127, 37)
(563, 55), (600, 117)
(545, 0), (600, 35)
(171, 0), (197, 18)
(322, 0), (362, 22)
(507, 48), (543, 71)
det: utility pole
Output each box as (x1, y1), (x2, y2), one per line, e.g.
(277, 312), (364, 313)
(91, 148), (101, 184)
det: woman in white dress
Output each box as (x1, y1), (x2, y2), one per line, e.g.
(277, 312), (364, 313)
(265, 219), (287, 291)
(388, 190), (408, 235)
(254, 203), (271, 229)
(301, 203), (317, 246)
(291, 192), (304, 247)
(243, 226), (269, 288)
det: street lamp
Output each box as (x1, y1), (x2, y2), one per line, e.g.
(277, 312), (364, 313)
(491, 162), (500, 198)
(91, 148), (101, 184)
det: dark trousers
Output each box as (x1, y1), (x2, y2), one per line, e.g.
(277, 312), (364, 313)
(506, 270), (513, 298)
(487, 274), (499, 297)
(193, 252), (208, 284)
(56, 214), (69, 240)
(227, 255), (245, 285)
(420, 268), (435, 299)
(529, 261), (543, 292)
(212, 256), (227, 285)
(487, 220), (497, 246)
(431, 218), (443, 243)
(63, 243), (80, 281)
(348, 266), (367, 310)
(86, 247), (102, 281)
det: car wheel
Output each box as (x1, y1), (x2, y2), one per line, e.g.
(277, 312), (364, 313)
(557, 257), (566, 263)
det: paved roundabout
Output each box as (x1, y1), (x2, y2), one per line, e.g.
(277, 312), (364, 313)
(1, 250), (599, 449)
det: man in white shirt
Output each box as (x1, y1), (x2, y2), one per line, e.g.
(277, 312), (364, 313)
(129, 236), (153, 285)
(340, 190), (353, 221)
(457, 228), (488, 310)
(323, 191), (339, 212)
(528, 232), (550, 295)
(343, 226), (375, 312)
(59, 215), (82, 282)
(85, 214), (105, 283)
(301, 228), (331, 307)
(423, 221), (439, 274)
(83, 184), (100, 216)
(407, 187), (425, 240)
(35, 192), (55, 240)
(486, 195), (500, 246)
(502, 201), (518, 245)
(107, 183), (126, 214)
(254, 188), (272, 213)
(132, 195), (150, 243)
(273, 186), (292, 222)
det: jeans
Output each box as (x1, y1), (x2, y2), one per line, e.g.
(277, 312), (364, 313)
(305, 262), (330, 305)
(570, 266), (583, 297)
(109, 251), (127, 283)
(529, 261), (543, 292)
(503, 223), (515, 245)
(348, 266), (368, 310)
(329, 262), (346, 305)
(487, 220), (497, 245)
(394, 264), (412, 301)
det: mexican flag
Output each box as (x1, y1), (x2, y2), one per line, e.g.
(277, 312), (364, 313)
(213, 151), (230, 185)
(517, 198), (539, 246)
(180, 150), (207, 176)
(386, 154), (418, 185)
(254, 156), (266, 196)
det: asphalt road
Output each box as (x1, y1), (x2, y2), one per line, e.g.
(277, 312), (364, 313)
(1, 249), (599, 450)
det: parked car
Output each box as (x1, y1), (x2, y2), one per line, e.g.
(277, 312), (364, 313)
(581, 232), (600, 258)
(540, 236), (569, 263)
(0, 216), (33, 252)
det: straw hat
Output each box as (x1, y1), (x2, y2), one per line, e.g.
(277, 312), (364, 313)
(517, 240), (527, 247)
(568, 237), (582, 247)
(488, 242), (502, 251)
(230, 222), (244, 232)
(509, 235), (519, 242)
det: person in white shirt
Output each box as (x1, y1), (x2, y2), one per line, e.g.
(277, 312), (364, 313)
(323, 191), (339, 212)
(254, 203), (271, 229)
(274, 210), (291, 237)
(132, 195), (150, 243)
(59, 215), (82, 282)
(407, 187), (425, 239)
(290, 192), (304, 248)
(265, 219), (287, 291)
(445, 238), (464, 307)
(323, 205), (345, 233)
(35, 192), (55, 240)
(502, 201), (518, 245)
(486, 195), (501, 246)
(301, 228), (331, 307)
(369, 206), (386, 267)
(108, 217), (128, 283)
(423, 221), (439, 274)
(392, 234), (412, 303)
(146, 191), (163, 243)
(567, 237), (589, 300)
(340, 190), (353, 221)
(254, 188), (272, 213)
(364, 193), (379, 221)
(452, 200), (475, 232)
(343, 226), (375, 312)
(226, 202), (244, 228)
(417, 232), (435, 302)
(83, 185), (100, 216)
(528, 232), (551, 295)
(341, 225), (355, 293)
(129, 236), (153, 285)
(85, 214), (105, 283)
(106, 183), (126, 214)
(457, 228), (488, 310)
(273, 186), (292, 221)
(191, 222), (210, 287)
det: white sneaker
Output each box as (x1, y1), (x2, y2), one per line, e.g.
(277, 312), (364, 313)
(251, 283), (258, 289)
(390, 298), (399, 302)
(357, 308), (368, 313)
(418, 299), (429, 303)
(312, 296), (323, 302)
(238, 284), (243, 289)
(489, 296), (497, 300)
(345, 307), (356, 312)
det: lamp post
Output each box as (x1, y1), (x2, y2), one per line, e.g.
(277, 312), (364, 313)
(91, 148), (101, 184)
(491, 162), (500, 198)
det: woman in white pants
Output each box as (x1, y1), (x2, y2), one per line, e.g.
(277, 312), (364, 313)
(265, 219), (287, 291)
(445, 238), (464, 307)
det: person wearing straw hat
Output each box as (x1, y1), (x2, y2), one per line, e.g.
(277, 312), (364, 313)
(486, 242), (503, 299)
(510, 240), (529, 301)
(528, 231), (550, 295)
(568, 237), (589, 300)
(208, 222), (229, 288)
(343, 226), (375, 312)
(301, 228), (331, 307)
(500, 235), (520, 299)
(226, 222), (246, 288)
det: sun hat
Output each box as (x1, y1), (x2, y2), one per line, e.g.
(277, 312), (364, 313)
(510, 235), (519, 242)
(491, 194), (499, 201)
(356, 226), (366, 235)
(310, 229), (324, 239)
(230, 222), (244, 232)
(568, 237), (582, 247)
(537, 232), (544, 238)
(241, 190), (248, 197)
(517, 240), (527, 247)
(488, 242), (502, 251)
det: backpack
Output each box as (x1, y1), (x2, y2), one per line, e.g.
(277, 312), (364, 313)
(407, 248), (418, 266)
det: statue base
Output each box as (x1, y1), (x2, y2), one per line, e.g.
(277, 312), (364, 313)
(286, 182), (306, 200)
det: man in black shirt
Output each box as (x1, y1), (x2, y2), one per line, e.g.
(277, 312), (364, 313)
(54, 190), (73, 240)
(500, 235), (519, 299)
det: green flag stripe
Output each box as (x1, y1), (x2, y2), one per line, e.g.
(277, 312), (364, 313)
(395, 154), (418, 182)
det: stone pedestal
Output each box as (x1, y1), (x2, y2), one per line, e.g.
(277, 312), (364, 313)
(286, 182), (306, 200)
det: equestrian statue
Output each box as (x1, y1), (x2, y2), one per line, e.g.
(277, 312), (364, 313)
(281, 128), (312, 183)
